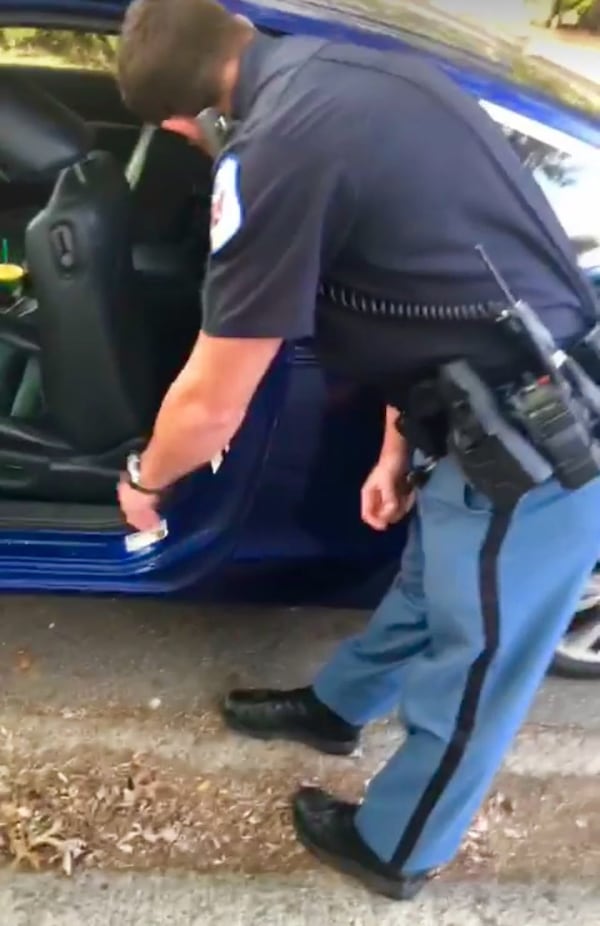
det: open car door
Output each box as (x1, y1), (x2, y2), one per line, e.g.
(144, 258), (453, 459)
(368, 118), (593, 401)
(0, 70), (289, 594)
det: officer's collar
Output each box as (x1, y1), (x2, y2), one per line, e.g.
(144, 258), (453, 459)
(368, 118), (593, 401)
(232, 30), (279, 120)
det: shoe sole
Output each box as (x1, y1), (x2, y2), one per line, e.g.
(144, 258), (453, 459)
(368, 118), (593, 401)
(223, 711), (358, 757)
(293, 809), (426, 902)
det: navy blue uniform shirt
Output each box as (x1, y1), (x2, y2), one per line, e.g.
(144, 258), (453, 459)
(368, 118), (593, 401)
(202, 32), (593, 385)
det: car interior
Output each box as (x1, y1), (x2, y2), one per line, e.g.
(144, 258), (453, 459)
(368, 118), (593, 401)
(0, 55), (216, 525)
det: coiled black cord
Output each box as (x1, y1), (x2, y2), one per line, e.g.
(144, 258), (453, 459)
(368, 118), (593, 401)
(318, 281), (502, 322)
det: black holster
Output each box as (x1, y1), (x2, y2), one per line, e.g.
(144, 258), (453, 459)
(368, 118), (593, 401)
(438, 361), (556, 508)
(401, 379), (448, 461)
(403, 363), (556, 509)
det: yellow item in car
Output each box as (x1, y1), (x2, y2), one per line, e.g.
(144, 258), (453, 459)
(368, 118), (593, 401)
(0, 263), (24, 283)
(0, 263), (25, 295)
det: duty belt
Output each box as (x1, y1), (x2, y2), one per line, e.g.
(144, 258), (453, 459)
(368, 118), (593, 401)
(321, 270), (600, 505)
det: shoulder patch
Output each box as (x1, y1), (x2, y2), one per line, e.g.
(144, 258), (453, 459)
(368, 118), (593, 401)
(210, 155), (243, 255)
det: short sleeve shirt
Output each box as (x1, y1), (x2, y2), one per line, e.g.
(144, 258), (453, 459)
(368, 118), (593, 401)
(201, 33), (589, 350)
(201, 36), (357, 340)
(203, 131), (355, 339)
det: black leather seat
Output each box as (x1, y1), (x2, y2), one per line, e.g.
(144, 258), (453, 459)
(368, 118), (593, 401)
(27, 149), (158, 454)
(0, 74), (160, 502)
(0, 315), (42, 418)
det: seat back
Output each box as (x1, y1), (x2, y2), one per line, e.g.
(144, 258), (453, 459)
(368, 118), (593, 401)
(25, 150), (158, 454)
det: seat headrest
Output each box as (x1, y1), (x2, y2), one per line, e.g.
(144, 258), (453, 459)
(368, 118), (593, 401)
(0, 72), (93, 182)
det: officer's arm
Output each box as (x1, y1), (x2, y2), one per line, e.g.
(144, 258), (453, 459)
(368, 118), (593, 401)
(140, 333), (281, 490)
(139, 132), (354, 491)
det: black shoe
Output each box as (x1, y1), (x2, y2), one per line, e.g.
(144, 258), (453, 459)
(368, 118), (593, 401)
(222, 687), (360, 756)
(293, 787), (431, 902)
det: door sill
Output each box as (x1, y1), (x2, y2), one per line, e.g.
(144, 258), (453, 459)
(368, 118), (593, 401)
(0, 500), (122, 531)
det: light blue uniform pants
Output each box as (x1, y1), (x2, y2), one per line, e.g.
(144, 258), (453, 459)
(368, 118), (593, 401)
(314, 455), (600, 874)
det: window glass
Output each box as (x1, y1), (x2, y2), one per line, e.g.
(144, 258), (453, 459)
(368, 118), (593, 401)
(483, 101), (600, 273)
(278, 0), (600, 117)
(0, 27), (116, 72)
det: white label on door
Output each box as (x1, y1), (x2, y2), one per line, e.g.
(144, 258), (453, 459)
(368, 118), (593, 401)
(125, 519), (169, 553)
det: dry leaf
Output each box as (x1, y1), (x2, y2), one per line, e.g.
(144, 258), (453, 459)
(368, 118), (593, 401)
(141, 829), (160, 845)
(471, 816), (489, 834)
(8, 826), (41, 870)
(14, 649), (33, 673)
(158, 826), (179, 845)
(122, 768), (160, 807)
(29, 818), (64, 850)
(0, 802), (19, 825)
(61, 838), (86, 877)
(63, 849), (73, 877)
(95, 786), (109, 803)
(491, 792), (515, 815)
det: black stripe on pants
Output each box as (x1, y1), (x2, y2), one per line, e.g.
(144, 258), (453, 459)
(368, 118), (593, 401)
(391, 509), (513, 870)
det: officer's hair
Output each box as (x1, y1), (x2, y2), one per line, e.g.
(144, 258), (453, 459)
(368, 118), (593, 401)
(117, 0), (246, 124)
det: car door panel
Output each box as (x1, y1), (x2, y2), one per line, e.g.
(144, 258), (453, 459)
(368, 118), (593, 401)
(0, 50), (291, 592)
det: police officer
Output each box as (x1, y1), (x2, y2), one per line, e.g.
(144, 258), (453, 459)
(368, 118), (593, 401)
(116, 0), (600, 901)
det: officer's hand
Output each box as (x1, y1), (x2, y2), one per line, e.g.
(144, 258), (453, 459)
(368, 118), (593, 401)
(361, 457), (414, 531)
(118, 476), (162, 533)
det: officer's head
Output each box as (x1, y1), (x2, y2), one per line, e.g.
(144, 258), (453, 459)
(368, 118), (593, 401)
(117, 0), (253, 150)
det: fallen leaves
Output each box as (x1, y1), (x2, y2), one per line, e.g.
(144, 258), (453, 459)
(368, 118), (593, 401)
(122, 766), (164, 808)
(0, 751), (319, 877)
(0, 766), (10, 800)
(458, 790), (519, 870)
(0, 742), (597, 882)
(0, 744), (513, 880)
(0, 803), (86, 875)
(0, 758), (173, 876)
(117, 822), (181, 855)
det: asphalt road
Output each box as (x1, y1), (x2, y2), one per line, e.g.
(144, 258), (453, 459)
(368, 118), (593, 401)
(0, 595), (600, 925)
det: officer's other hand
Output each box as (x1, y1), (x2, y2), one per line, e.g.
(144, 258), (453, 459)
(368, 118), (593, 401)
(361, 456), (414, 531)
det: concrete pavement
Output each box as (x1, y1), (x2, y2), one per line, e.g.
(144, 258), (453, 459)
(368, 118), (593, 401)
(0, 596), (599, 923)
(3, 871), (600, 926)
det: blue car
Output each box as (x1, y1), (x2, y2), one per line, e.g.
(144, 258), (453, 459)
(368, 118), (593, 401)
(0, 1), (598, 674)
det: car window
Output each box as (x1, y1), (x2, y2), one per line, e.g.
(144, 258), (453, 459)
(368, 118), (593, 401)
(0, 27), (116, 72)
(481, 100), (600, 273)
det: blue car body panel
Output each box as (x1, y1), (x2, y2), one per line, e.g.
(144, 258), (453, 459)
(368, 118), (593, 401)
(0, 0), (597, 599)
